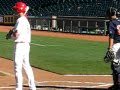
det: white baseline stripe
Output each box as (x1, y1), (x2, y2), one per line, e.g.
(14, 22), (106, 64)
(36, 81), (113, 89)
(0, 70), (112, 89)
(0, 70), (39, 84)
(37, 81), (112, 85)
(37, 81), (112, 88)
(0, 87), (15, 89)
(0, 71), (112, 88)
(95, 84), (113, 88)
(0, 71), (14, 77)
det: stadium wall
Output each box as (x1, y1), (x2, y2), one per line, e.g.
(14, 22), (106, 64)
(0, 15), (109, 35)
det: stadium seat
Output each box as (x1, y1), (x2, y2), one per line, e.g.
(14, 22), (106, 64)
(0, 0), (120, 17)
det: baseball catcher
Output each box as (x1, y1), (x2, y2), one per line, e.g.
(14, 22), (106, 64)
(106, 7), (120, 89)
(104, 49), (115, 63)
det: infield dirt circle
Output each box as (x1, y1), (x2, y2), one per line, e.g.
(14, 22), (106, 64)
(0, 26), (112, 90)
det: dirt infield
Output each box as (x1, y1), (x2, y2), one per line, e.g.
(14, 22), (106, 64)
(0, 26), (113, 90)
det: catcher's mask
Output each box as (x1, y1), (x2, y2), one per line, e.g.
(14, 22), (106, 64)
(13, 2), (27, 13)
(106, 7), (119, 17)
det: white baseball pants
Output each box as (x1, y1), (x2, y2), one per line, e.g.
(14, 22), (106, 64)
(14, 43), (36, 90)
(112, 43), (120, 63)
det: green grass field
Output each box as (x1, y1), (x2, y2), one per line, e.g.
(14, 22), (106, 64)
(0, 32), (111, 75)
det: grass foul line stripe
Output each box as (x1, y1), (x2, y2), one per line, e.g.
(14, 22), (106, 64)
(31, 42), (61, 47)
(31, 43), (45, 46)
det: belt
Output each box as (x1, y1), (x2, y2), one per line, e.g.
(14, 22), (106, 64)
(15, 42), (30, 43)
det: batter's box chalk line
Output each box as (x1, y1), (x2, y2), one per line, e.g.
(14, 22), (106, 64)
(35, 81), (113, 88)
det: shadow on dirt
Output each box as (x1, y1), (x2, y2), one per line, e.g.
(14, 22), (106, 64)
(22, 85), (111, 90)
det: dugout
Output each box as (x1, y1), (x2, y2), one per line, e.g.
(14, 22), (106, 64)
(28, 16), (108, 35)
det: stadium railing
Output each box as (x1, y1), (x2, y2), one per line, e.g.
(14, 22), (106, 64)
(28, 16), (108, 35)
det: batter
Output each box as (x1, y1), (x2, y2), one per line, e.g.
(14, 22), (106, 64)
(12, 2), (36, 90)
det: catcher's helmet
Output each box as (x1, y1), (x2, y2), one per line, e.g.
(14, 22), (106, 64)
(106, 7), (119, 17)
(13, 2), (27, 13)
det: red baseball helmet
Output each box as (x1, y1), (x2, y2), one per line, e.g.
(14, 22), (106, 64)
(13, 2), (27, 13)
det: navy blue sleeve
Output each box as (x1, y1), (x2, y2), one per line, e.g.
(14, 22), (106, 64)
(109, 22), (115, 39)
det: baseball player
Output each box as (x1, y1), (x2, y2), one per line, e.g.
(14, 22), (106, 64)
(12, 2), (36, 90)
(106, 7), (120, 89)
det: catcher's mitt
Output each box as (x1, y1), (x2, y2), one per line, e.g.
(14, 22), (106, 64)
(6, 29), (17, 40)
(104, 49), (115, 63)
